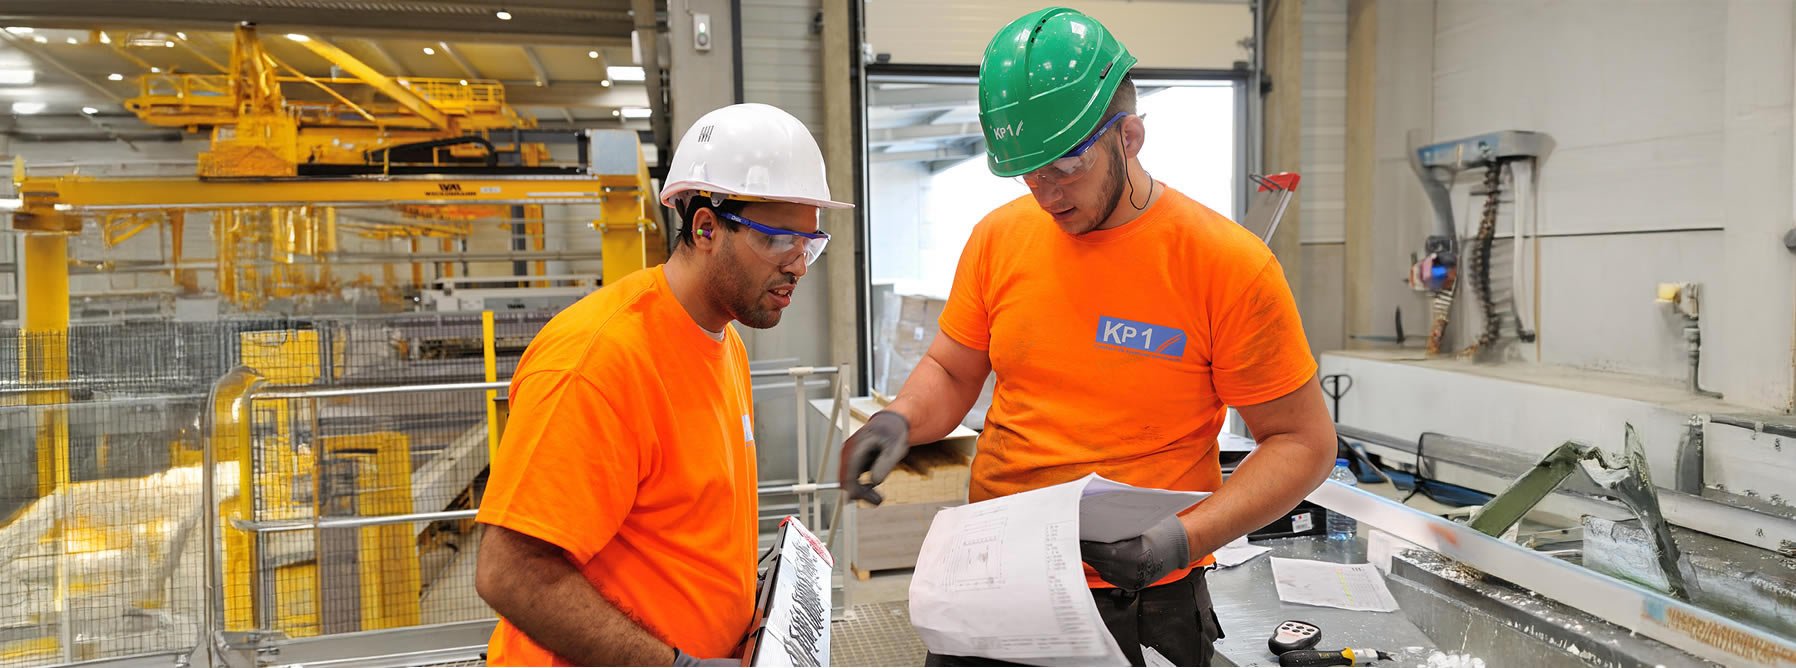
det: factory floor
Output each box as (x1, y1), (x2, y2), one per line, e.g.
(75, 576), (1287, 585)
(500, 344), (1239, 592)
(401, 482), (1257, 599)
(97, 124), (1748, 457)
(832, 570), (926, 666)
(826, 480), (1463, 667)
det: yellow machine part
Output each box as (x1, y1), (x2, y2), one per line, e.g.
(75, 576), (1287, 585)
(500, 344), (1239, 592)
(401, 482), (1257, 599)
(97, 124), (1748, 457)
(127, 25), (544, 179)
(596, 140), (669, 282)
(216, 336), (421, 635)
(202, 115), (302, 178)
(273, 562), (321, 638)
(266, 432), (422, 636)
(332, 432), (423, 631)
(238, 330), (322, 385)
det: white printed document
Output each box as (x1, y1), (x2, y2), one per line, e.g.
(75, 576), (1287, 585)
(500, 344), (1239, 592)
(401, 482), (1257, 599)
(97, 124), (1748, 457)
(1212, 535), (1271, 569)
(908, 474), (1209, 666)
(1269, 557), (1401, 612)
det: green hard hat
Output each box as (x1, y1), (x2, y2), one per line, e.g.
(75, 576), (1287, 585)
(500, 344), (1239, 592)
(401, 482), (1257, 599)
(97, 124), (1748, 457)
(977, 7), (1137, 177)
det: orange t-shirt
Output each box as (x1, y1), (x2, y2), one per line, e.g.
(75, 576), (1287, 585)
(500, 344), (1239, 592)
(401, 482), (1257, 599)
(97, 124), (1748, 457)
(477, 266), (760, 665)
(938, 186), (1317, 587)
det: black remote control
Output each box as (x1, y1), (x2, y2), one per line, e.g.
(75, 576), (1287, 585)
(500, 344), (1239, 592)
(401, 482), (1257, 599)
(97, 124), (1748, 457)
(1268, 620), (1322, 655)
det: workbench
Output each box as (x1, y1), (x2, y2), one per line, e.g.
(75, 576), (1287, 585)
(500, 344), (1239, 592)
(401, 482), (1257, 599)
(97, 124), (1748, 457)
(1207, 535), (1441, 667)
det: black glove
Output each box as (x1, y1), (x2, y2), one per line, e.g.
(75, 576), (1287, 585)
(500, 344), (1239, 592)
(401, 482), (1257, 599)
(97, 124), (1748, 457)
(839, 411), (911, 506)
(672, 647), (738, 667)
(1079, 515), (1191, 592)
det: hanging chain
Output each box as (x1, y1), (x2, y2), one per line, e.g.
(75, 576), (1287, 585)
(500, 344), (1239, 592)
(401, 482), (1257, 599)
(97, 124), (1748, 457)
(1470, 163), (1503, 351)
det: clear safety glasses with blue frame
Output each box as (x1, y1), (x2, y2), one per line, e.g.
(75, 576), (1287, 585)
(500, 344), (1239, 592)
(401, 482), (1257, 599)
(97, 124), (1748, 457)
(716, 211), (830, 267)
(1016, 111), (1131, 187)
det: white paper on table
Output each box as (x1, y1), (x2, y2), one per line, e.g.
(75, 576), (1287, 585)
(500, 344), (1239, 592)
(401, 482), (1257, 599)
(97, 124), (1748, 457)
(1269, 557), (1401, 612)
(909, 474), (1209, 666)
(1212, 535), (1270, 569)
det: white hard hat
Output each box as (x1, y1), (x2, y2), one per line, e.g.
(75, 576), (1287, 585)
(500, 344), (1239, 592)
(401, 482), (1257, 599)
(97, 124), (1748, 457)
(659, 103), (853, 210)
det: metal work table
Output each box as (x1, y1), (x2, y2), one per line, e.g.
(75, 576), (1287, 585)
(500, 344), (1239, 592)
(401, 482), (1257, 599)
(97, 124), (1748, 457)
(1207, 536), (1440, 667)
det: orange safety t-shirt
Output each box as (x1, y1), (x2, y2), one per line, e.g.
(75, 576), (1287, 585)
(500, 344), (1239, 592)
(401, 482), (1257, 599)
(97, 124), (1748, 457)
(938, 186), (1317, 588)
(477, 265), (760, 665)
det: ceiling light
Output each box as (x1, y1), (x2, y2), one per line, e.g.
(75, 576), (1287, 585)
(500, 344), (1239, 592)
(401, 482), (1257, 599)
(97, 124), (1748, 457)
(459, 79), (468, 85)
(32, 36), (46, 43)
(108, 73), (124, 81)
(150, 67), (161, 73)
(286, 34), (310, 42)
(587, 50), (599, 59)
(422, 46), (436, 55)
(620, 106), (651, 119)
(600, 79), (611, 87)
(99, 32), (111, 44)
(176, 32), (187, 40)
(81, 106), (98, 114)
(164, 40), (176, 47)
(66, 37), (78, 45)
(0, 69), (34, 85)
(611, 109), (621, 117)
(495, 10), (512, 20)
(11, 102), (45, 115)
(607, 66), (644, 82)
(4, 27), (32, 35)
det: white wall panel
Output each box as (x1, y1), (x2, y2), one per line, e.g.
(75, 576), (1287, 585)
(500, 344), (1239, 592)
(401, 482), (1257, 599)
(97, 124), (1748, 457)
(865, 0), (1251, 69)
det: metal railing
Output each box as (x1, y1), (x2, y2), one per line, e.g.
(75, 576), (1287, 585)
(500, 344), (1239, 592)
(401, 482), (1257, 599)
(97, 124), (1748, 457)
(177, 360), (855, 668)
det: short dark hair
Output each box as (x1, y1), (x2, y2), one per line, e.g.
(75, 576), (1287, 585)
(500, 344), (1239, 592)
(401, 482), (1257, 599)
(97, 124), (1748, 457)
(1103, 74), (1138, 120)
(674, 196), (747, 247)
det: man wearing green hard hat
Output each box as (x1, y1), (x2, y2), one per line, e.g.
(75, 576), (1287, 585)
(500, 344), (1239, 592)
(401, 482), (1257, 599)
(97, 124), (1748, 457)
(842, 6), (1339, 666)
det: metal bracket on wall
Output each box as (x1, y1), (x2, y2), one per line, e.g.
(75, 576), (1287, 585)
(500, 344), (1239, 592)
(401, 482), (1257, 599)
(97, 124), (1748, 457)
(1464, 424), (1697, 600)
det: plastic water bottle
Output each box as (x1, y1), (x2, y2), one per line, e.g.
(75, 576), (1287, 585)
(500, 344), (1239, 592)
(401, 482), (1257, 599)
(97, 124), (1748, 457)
(1326, 458), (1358, 541)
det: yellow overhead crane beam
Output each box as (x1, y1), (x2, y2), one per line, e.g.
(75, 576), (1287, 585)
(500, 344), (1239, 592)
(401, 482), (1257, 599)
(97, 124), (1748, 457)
(14, 174), (643, 221)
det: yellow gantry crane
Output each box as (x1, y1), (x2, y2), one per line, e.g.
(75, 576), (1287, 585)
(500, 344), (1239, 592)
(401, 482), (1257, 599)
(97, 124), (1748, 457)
(6, 24), (665, 649)
(15, 23), (663, 314)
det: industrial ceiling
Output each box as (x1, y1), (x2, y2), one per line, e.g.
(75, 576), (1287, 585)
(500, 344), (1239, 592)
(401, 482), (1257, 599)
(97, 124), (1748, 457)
(0, 0), (657, 139)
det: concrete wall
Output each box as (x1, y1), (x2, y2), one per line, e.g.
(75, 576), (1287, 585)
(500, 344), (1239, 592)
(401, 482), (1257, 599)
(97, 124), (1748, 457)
(1300, 0), (1349, 354)
(1343, 0), (1795, 413)
(865, 0), (1252, 69)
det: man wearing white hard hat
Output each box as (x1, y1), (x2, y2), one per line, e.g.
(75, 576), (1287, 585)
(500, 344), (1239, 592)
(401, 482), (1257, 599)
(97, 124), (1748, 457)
(475, 103), (850, 667)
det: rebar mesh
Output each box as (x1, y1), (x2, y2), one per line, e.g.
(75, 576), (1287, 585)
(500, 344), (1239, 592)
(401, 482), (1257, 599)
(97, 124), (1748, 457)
(0, 312), (546, 666)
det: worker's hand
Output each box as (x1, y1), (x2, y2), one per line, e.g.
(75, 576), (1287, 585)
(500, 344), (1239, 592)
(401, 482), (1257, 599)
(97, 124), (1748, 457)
(1079, 514), (1192, 592)
(839, 411), (911, 506)
(672, 648), (738, 667)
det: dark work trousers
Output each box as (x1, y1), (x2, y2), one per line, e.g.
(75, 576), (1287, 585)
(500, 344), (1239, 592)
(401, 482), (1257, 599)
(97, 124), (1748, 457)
(923, 567), (1225, 667)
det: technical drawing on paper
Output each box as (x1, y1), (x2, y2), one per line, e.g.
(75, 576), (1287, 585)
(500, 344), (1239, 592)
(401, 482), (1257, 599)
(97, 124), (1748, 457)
(948, 517), (1007, 591)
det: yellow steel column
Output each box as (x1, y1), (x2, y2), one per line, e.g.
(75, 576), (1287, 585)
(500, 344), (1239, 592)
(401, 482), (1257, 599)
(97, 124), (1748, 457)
(527, 205), (546, 287)
(596, 188), (652, 285)
(22, 233), (70, 498)
(409, 238), (424, 291)
(482, 311), (499, 464)
(440, 239), (455, 279)
(321, 207), (338, 292)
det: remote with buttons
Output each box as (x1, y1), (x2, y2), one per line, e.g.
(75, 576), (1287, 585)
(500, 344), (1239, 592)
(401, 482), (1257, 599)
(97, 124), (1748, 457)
(1268, 620), (1322, 655)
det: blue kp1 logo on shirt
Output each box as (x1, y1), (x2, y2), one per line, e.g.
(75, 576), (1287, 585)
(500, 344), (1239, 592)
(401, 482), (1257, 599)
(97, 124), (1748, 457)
(1095, 316), (1187, 360)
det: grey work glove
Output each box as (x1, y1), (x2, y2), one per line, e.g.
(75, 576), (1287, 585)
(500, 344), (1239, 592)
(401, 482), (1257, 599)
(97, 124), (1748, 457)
(839, 411), (911, 506)
(672, 648), (738, 667)
(1079, 514), (1192, 592)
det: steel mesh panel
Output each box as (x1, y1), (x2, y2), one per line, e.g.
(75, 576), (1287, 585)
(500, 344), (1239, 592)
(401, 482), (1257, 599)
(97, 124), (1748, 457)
(1, 312), (547, 666)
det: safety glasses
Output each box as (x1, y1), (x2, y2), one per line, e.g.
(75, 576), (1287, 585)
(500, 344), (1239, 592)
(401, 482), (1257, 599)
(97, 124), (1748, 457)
(1016, 111), (1130, 188)
(717, 211), (830, 267)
